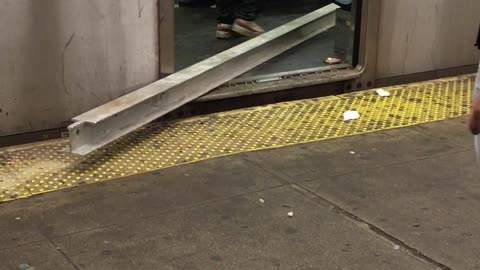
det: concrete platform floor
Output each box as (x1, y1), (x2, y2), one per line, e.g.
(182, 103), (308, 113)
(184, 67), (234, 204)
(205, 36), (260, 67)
(0, 116), (478, 270)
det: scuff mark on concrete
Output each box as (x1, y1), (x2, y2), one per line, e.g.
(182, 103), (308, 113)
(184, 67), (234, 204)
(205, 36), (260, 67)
(402, 33), (409, 75)
(138, 0), (144, 18)
(62, 32), (76, 94)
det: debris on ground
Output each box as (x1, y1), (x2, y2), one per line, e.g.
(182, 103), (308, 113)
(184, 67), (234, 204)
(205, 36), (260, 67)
(288, 212), (294, 218)
(259, 198), (265, 203)
(18, 264), (34, 270)
(343, 110), (360, 121)
(324, 57), (342, 65)
(349, 151), (356, 155)
(376, 88), (391, 97)
(393, 245), (400, 250)
(15, 217), (21, 220)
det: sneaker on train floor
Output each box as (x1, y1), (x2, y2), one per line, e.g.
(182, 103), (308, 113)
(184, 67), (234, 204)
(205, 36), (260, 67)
(216, 23), (234, 39)
(232, 18), (265, 38)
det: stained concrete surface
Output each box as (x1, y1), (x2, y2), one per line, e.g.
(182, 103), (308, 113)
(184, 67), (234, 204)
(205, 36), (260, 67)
(50, 187), (434, 270)
(0, 117), (477, 270)
(0, 0), (159, 136)
(302, 151), (480, 270)
(0, 241), (77, 270)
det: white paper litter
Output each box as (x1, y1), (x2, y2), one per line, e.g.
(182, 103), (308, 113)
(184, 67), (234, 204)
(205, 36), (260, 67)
(288, 212), (294, 217)
(259, 198), (265, 203)
(349, 151), (356, 155)
(343, 110), (360, 121)
(376, 88), (391, 97)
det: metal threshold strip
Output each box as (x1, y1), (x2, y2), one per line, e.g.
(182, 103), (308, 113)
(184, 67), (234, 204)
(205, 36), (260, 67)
(68, 4), (340, 155)
(197, 65), (360, 102)
(225, 63), (351, 85)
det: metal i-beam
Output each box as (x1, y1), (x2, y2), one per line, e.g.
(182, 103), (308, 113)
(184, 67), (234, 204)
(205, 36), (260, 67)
(68, 4), (340, 155)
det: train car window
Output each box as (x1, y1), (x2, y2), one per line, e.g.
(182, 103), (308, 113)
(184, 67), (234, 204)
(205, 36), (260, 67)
(175, 0), (360, 82)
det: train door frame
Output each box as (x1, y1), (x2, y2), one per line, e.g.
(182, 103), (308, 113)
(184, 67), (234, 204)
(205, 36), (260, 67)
(157, 0), (381, 92)
(159, 0), (176, 78)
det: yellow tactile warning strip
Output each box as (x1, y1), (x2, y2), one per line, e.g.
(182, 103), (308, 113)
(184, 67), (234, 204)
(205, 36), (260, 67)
(0, 75), (474, 202)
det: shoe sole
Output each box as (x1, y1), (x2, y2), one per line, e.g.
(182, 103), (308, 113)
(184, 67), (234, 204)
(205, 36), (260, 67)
(232, 24), (263, 38)
(216, 30), (233, 39)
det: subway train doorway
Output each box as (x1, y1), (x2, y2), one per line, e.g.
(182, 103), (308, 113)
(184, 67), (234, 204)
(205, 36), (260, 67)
(174, 0), (361, 82)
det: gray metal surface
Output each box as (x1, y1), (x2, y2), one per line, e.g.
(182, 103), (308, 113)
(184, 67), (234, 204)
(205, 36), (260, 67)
(226, 63), (351, 85)
(347, 0), (381, 92)
(197, 66), (360, 102)
(159, 0), (175, 76)
(68, 4), (340, 155)
(0, 0), (159, 137)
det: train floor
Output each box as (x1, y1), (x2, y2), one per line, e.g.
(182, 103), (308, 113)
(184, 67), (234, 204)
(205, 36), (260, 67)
(175, 4), (344, 79)
(0, 75), (479, 269)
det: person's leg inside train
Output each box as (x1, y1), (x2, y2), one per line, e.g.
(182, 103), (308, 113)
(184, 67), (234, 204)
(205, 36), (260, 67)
(216, 0), (236, 39)
(216, 0), (264, 39)
(231, 0), (264, 38)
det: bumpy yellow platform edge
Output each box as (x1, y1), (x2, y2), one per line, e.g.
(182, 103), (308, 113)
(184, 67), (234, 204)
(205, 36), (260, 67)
(0, 75), (474, 202)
